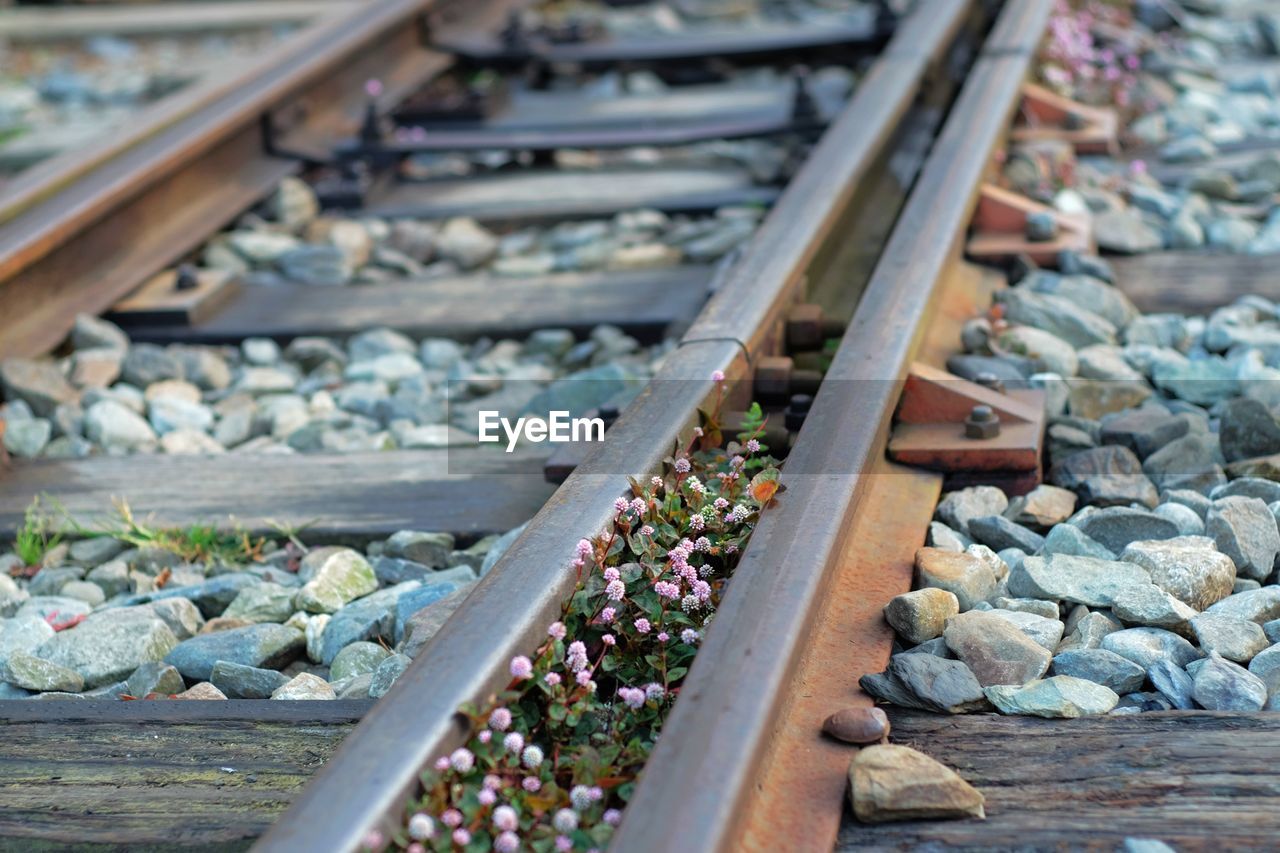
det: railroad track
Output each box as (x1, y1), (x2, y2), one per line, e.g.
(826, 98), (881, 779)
(5, 0), (1280, 850)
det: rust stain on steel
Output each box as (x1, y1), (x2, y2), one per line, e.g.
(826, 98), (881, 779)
(738, 458), (941, 853)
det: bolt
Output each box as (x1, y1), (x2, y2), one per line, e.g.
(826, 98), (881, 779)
(964, 405), (1000, 439)
(174, 265), (199, 291)
(972, 372), (1005, 394)
(785, 393), (812, 433)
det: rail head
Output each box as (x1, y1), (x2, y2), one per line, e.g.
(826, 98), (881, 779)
(606, 2), (1056, 851)
(251, 4), (975, 850)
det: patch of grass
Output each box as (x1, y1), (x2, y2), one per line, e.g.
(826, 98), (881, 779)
(13, 497), (61, 568)
(64, 498), (268, 566)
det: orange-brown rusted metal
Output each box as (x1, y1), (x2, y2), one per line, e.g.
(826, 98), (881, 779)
(1012, 82), (1120, 156)
(967, 183), (1093, 266)
(739, 457), (942, 852)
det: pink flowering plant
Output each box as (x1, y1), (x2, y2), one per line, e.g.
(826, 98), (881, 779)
(1040, 0), (1143, 111)
(381, 378), (780, 852)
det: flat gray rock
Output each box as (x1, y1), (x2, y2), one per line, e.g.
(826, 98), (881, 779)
(985, 675), (1119, 718)
(1207, 587), (1280, 623)
(1207, 495), (1280, 580)
(1110, 583), (1197, 630)
(1193, 652), (1268, 711)
(934, 487), (1008, 537)
(967, 516), (1046, 554)
(33, 611), (177, 688)
(1008, 554), (1151, 608)
(1189, 613), (1269, 663)
(1051, 648), (1146, 693)
(942, 610), (1051, 687)
(210, 660), (290, 699)
(1042, 524), (1116, 560)
(368, 652), (412, 699)
(1050, 445), (1158, 508)
(1101, 627), (1202, 670)
(1072, 507), (1180, 554)
(1147, 659), (1195, 710)
(164, 623), (303, 681)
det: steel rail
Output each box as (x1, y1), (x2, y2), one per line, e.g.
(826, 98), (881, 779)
(609, 2), (1055, 851)
(254, 3), (974, 849)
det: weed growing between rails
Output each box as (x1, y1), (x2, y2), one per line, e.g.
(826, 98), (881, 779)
(373, 374), (782, 853)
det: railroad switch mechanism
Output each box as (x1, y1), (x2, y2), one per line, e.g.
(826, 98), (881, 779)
(888, 362), (1045, 495)
(966, 184), (1093, 267)
(1011, 83), (1120, 156)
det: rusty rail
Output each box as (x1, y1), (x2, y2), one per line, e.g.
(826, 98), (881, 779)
(253, 2), (976, 849)
(609, 2), (1055, 851)
(0, 0), (530, 360)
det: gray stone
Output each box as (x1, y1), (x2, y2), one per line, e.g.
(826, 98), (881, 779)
(164, 623), (303, 681)
(1052, 648), (1146, 693)
(147, 597), (204, 640)
(125, 661), (185, 698)
(329, 641), (390, 683)
(222, 583), (296, 623)
(84, 400), (157, 452)
(68, 538), (126, 565)
(1163, 489), (1212, 519)
(1207, 587), (1280, 623)
(985, 609), (1064, 651)
(1207, 496), (1280, 580)
(991, 597), (1059, 619)
(1152, 357), (1239, 406)
(1058, 611), (1123, 652)
(29, 568), (84, 597)
(1213, 478), (1280, 504)
(318, 581), (420, 665)
(0, 616), (55, 668)
(333, 672), (374, 699)
(1100, 408), (1189, 459)
(942, 610), (1051, 687)
(372, 556), (435, 586)
(2, 650), (84, 692)
(480, 524), (527, 576)
(33, 611), (178, 687)
(1152, 502), (1205, 536)
(1042, 524), (1116, 560)
(1193, 652), (1268, 711)
(1101, 627), (1202, 670)
(368, 652), (412, 699)
(1265, 619), (1280, 644)
(1118, 536), (1235, 610)
(997, 289), (1117, 348)
(1190, 613), (1269, 663)
(272, 672), (336, 700)
(120, 344), (183, 388)
(383, 531), (455, 569)
(926, 522), (970, 552)
(901, 637), (953, 658)
(295, 548), (377, 614)
(1219, 398), (1280, 463)
(70, 314), (129, 353)
(1005, 485), (1077, 528)
(995, 326), (1078, 377)
(397, 584), (474, 658)
(934, 487), (1008, 537)
(913, 548), (998, 612)
(1247, 643), (1280, 694)
(1008, 554), (1150, 607)
(1110, 584), (1198, 630)
(985, 675), (1118, 717)
(1147, 659), (1196, 710)
(16, 596), (90, 624)
(1093, 208), (1163, 254)
(1073, 507), (1180, 554)
(210, 661), (290, 699)
(1021, 272), (1136, 329)
(967, 516), (1045, 554)
(0, 359), (78, 417)
(887, 653), (988, 713)
(127, 571), (249, 615)
(1050, 445), (1158, 508)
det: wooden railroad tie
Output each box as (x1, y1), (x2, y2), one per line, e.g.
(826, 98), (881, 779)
(888, 361), (1045, 496)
